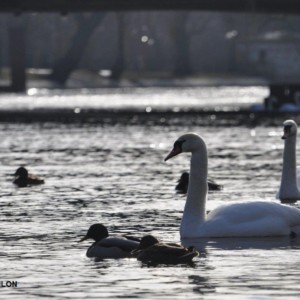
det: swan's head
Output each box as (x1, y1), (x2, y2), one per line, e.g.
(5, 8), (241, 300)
(165, 133), (205, 161)
(282, 120), (297, 140)
(80, 223), (109, 242)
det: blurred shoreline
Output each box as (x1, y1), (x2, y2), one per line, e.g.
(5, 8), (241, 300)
(0, 72), (297, 126)
(0, 107), (297, 127)
(1, 69), (269, 90)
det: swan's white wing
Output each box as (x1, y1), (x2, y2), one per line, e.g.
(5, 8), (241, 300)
(202, 201), (300, 237)
(207, 201), (300, 224)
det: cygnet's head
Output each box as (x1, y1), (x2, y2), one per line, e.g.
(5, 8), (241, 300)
(282, 120), (298, 140)
(80, 223), (109, 242)
(164, 133), (206, 161)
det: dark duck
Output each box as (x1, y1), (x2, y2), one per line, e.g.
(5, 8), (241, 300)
(176, 172), (223, 194)
(13, 167), (45, 187)
(132, 235), (199, 264)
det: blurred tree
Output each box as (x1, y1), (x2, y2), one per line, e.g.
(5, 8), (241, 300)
(172, 12), (191, 77)
(111, 12), (124, 80)
(50, 13), (105, 85)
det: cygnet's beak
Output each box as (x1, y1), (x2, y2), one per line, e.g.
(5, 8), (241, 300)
(164, 145), (182, 161)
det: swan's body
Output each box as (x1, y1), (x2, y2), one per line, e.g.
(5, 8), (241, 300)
(278, 120), (300, 201)
(13, 167), (44, 187)
(133, 235), (198, 264)
(176, 172), (222, 194)
(165, 133), (300, 238)
(80, 224), (139, 258)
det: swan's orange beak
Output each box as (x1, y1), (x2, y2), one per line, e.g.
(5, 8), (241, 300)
(164, 145), (182, 161)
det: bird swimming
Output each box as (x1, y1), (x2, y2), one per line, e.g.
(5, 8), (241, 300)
(132, 235), (199, 264)
(277, 120), (300, 201)
(165, 132), (300, 238)
(13, 166), (45, 187)
(80, 223), (140, 259)
(176, 171), (223, 194)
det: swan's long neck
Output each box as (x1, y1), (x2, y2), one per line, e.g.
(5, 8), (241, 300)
(181, 148), (207, 235)
(279, 135), (300, 200)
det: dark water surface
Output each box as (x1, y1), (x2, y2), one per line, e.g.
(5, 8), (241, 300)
(1, 87), (300, 299)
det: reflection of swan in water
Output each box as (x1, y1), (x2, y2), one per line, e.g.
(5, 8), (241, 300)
(181, 236), (300, 253)
(165, 133), (300, 238)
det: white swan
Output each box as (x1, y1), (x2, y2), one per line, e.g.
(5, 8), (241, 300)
(277, 120), (300, 201)
(165, 133), (300, 238)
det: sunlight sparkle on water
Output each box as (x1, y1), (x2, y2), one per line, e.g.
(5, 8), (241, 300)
(0, 86), (267, 112)
(27, 88), (38, 96)
(2, 87), (299, 299)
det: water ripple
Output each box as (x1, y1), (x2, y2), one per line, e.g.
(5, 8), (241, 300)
(1, 114), (300, 299)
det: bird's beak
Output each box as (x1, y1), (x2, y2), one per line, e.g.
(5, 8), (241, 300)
(282, 128), (290, 140)
(131, 247), (141, 255)
(79, 235), (89, 242)
(164, 145), (181, 161)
